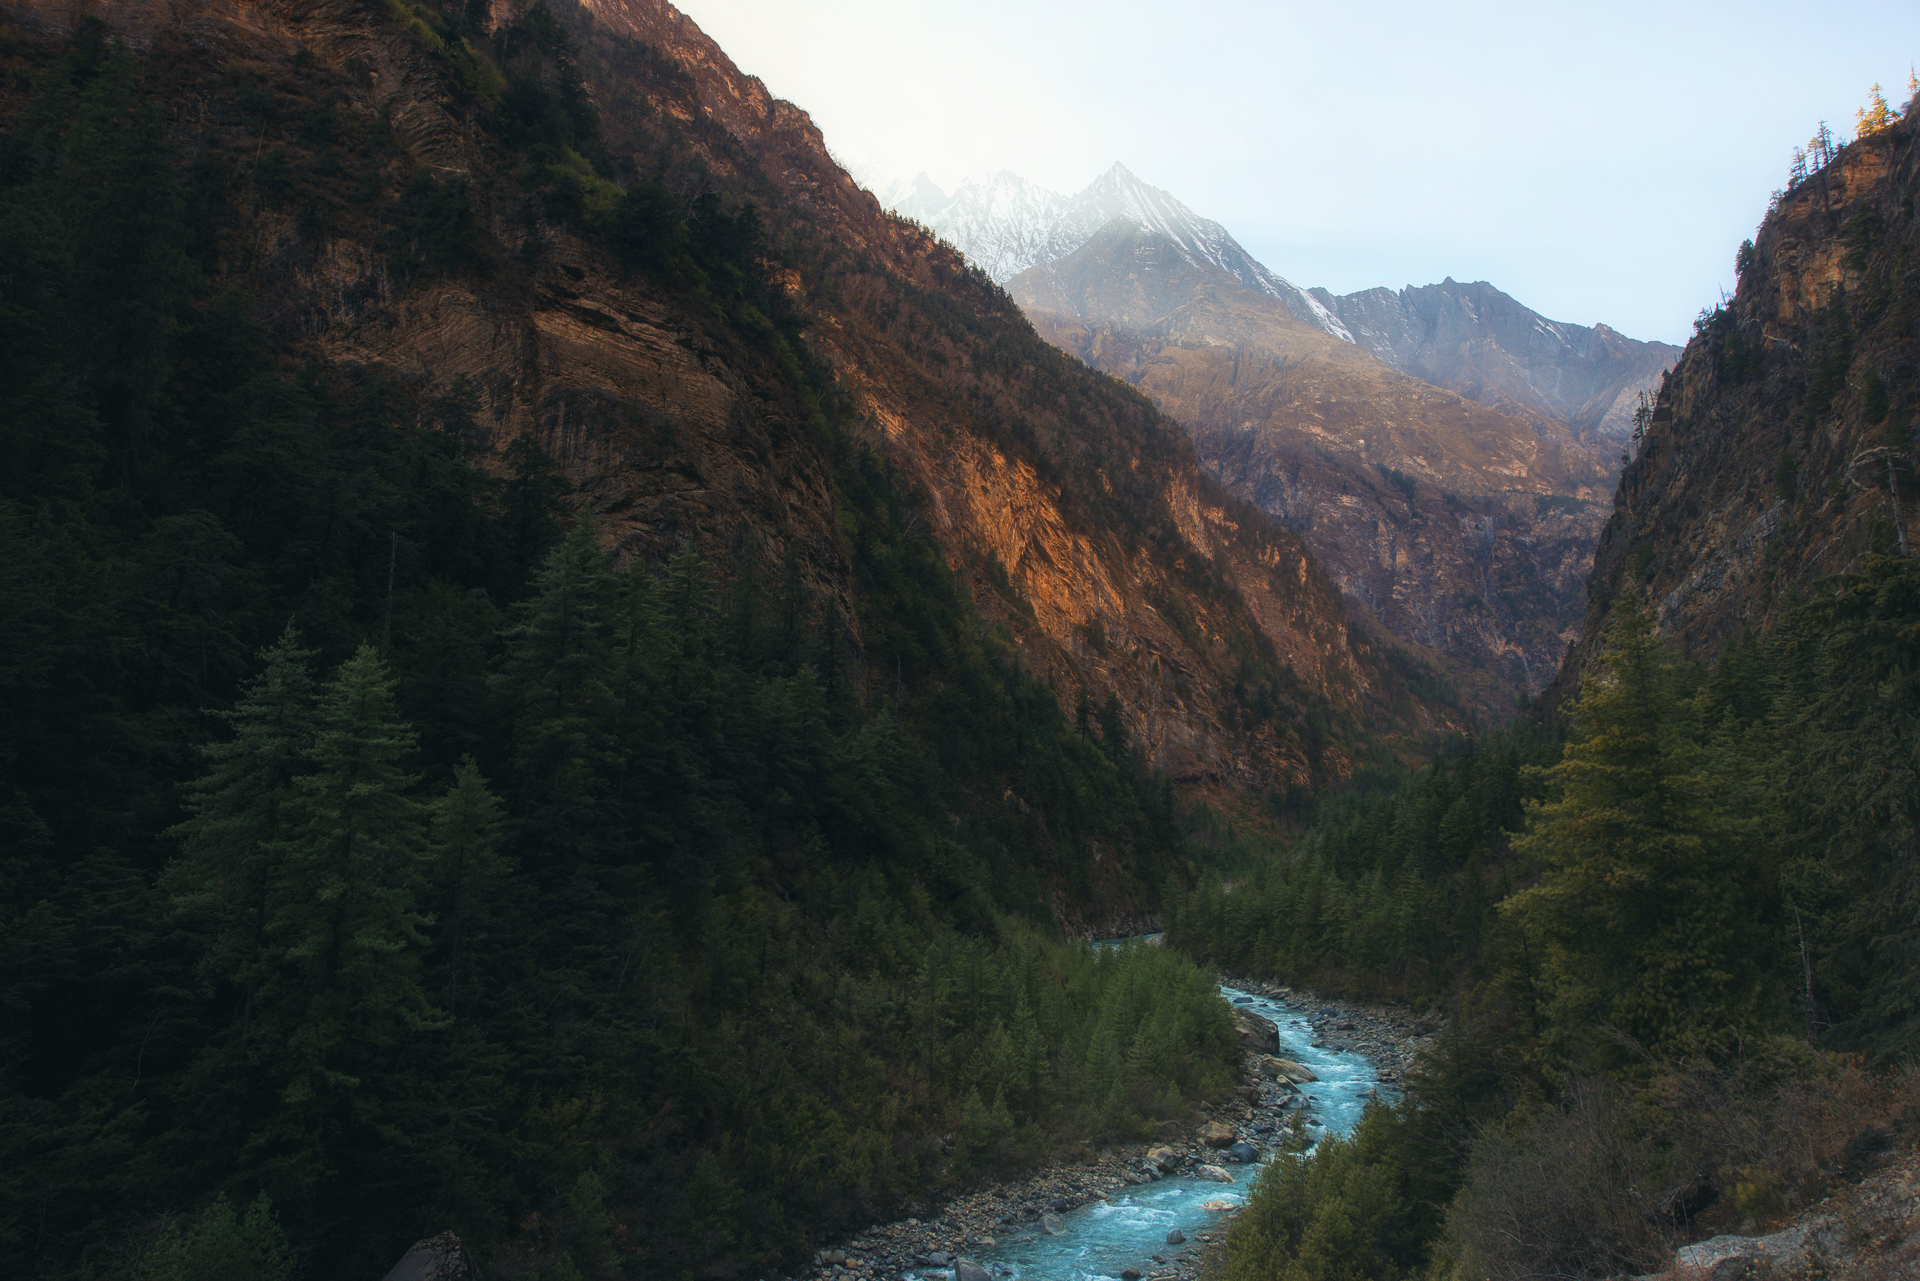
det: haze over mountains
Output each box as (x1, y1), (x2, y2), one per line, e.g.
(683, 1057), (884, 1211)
(888, 164), (1353, 340)
(887, 166), (1680, 440)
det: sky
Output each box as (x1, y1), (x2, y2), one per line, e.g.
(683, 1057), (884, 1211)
(669, 0), (1920, 346)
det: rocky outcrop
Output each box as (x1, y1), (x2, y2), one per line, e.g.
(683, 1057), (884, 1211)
(1014, 221), (1614, 704)
(1552, 95), (1920, 698)
(380, 1232), (474, 1281)
(1312, 278), (1680, 443)
(1636, 1144), (1920, 1281)
(563, 1), (1434, 781)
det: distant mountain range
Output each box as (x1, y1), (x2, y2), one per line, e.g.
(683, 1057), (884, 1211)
(883, 165), (1679, 443)
(1011, 218), (1612, 696)
(1316, 279), (1680, 442)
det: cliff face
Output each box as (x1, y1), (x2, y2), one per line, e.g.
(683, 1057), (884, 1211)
(1312, 278), (1681, 443)
(556, 0), (1437, 781)
(0, 0), (1440, 791)
(1552, 98), (1920, 699)
(1013, 220), (1614, 705)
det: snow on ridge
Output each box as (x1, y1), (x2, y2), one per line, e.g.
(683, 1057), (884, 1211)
(887, 160), (1355, 344)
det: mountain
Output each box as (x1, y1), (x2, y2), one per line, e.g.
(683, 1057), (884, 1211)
(1310, 278), (1682, 441)
(1011, 219), (1614, 703)
(891, 162), (1355, 341)
(1552, 92), (1920, 700)
(0, 4), (1476, 1276)
(895, 167), (1677, 446)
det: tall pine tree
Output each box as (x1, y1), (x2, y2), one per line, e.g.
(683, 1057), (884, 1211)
(1505, 601), (1768, 1059)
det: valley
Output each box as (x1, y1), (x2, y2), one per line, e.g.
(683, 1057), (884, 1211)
(1, 2), (1917, 1281)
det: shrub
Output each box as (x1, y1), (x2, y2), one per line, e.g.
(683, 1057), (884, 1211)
(1445, 1078), (1668, 1281)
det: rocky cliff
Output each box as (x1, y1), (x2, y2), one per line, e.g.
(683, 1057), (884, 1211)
(1012, 219), (1615, 706)
(1311, 278), (1681, 442)
(1552, 95), (1920, 698)
(0, 0), (1447, 795)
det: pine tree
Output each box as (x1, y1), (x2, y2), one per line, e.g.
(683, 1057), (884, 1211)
(1504, 600), (1766, 1057)
(143, 1192), (294, 1281)
(165, 624), (321, 1022)
(253, 644), (441, 1194)
(490, 517), (623, 875)
(424, 755), (511, 1018)
(1856, 83), (1897, 137)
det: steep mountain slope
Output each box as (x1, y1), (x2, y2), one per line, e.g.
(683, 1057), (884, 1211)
(892, 162), (1354, 341)
(0, 0), (1451, 794)
(1311, 278), (1682, 442)
(1552, 93), (1920, 697)
(1012, 219), (1614, 703)
(562, 0), (1457, 780)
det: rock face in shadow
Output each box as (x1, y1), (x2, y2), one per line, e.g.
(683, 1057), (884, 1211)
(1013, 221), (1614, 705)
(1311, 278), (1681, 443)
(1550, 94), (1920, 703)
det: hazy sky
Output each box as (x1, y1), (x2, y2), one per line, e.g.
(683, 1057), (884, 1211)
(669, 0), (1919, 345)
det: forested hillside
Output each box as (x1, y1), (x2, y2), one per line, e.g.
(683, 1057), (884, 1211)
(0, 13), (1270, 1279)
(1170, 92), (1920, 1281)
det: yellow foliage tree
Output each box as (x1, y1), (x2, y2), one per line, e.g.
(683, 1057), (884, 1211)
(1856, 83), (1897, 137)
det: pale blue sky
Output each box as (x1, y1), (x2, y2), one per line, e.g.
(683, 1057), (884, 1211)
(670, 0), (1919, 345)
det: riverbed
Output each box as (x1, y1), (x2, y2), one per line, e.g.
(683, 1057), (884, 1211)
(799, 976), (1428, 1281)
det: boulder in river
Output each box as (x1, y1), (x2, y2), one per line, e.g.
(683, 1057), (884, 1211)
(1199, 1120), (1236, 1148)
(955, 1260), (991, 1281)
(1193, 1165), (1234, 1182)
(1233, 1010), (1279, 1054)
(1040, 1212), (1068, 1235)
(1202, 1198), (1236, 1211)
(1270, 1058), (1317, 1083)
(1166, 1229), (1185, 1245)
(1227, 1141), (1260, 1163)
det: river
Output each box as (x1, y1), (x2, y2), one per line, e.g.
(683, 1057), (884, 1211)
(900, 973), (1386, 1281)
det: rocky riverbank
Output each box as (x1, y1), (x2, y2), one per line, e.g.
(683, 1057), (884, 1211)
(789, 981), (1436, 1281)
(1221, 978), (1441, 1091)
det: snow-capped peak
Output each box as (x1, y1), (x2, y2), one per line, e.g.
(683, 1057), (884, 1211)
(881, 161), (1353, 343)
